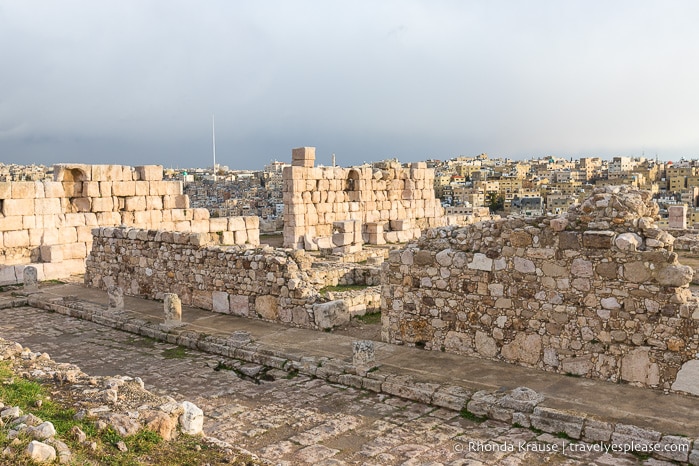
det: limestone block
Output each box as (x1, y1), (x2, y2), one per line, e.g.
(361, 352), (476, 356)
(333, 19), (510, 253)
(23, 215), (36, 229)
(530, 407), (584, 439)
(228, 217), (246, 231)
(620, 347), (659, 385)
(122, 165), (136, 181)
(0, 181), (10, 199)
(81, 181), (100, 197)
(255, 295), (279, 320)
(124, 196), (147, 211)
(145, 196), (163, 210)
(671, 360), (699, 395)
(179, 401), (203, 435)
(582, 230), (615, 249)
(244, 216), (259, 229)
(4, 230), (29, 247)
(190, 220), (210, 233)
(23, 266), (39, 291)
(76, 226), (93, 242)
(64, 242), (87, 259)
(171, 209), (193, 221)
(11, 181), (37, 198)
(58, 226), (78, 244)
(229, 294), (250, 316)
(212, 291), (230, 313)
(28, 228), (43, 246)
(332, 232), (354, 247)
(655, 265), (693, 287)
(133, 181), (149, 196)
(162, 194), (189, 209)
(71, 197), (92, 212)
(2, 198), (34, 216)
(0, 215), (23, 231)
(99, 181), (112, 197)
(61, 181), (83, 197)
(163, 180), (183, 195)
(208, 217), (228, 232)
(91, 197), (114, 212)
(96, 211), (121, 225)
(313, 300), (349, 330)
(136, 165), (163, 181)
(234, 230), (248, 245)
(133, 211), (151, 225)
(41, 228), (59, 244)
(164, 293), (182, 321)
(192, 208), (209, 220)
(111, 181), (136, 197)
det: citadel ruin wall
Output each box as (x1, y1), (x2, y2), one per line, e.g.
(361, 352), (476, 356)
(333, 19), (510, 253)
(0, 164), (258, 284)
(382, 187), (699, 392)
(84, 227), (377, 330)
(282, 147), (445, 250)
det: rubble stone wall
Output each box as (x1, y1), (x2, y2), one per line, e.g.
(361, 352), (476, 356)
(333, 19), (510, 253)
(84, 227), (347, 330)
(282, 147), (445, 249)
(0, 163), (259, 284)
(382, 187), (699, 391)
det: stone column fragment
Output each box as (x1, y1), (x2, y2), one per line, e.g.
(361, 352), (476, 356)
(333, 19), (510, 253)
(107, 286), (124, 311)
(23, 266), (38, 292)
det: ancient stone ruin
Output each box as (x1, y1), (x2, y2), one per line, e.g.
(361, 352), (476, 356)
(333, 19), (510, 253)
(382, 186), (699, 391)
(0, 163), (258, 284)
(282, 147), (445, 250)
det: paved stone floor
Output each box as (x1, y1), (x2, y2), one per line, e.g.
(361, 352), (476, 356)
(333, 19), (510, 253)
(1, 306), (664, 465)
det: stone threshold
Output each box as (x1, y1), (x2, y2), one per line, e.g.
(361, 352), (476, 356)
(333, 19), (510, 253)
(2, 291), (696, 465)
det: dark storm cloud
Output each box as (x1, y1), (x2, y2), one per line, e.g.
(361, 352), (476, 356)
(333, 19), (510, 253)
(1, 0), (699, 169)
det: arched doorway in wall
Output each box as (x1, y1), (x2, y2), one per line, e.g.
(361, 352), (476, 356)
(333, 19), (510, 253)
(345, 169), (361, 202)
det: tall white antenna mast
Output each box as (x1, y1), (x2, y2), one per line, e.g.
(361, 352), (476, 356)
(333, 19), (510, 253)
(212, 114), (217, 179)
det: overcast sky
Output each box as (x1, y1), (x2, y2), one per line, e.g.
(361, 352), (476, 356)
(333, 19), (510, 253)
(1, 1), (699, 170)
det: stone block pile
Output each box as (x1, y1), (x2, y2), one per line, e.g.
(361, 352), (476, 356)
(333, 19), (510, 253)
(282, 147), (444, 250)
(383, 186), (699, 392)
(0, 163), (259, 285)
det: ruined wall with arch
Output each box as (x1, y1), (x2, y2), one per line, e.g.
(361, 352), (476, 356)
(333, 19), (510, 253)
(0, 163), (259, 284)
(282, 147), (445, 249)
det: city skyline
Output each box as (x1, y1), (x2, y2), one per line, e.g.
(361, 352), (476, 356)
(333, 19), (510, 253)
(2, 1), (699, 169)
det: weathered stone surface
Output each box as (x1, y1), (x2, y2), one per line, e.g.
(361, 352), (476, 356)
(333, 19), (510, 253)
(671, 360), (699, 395)
(501, 334), (541, 365)
(656, 265), (693, 287)
(620, 347), (659, 386)
(313, 300), (349, 330)
(179, 401), (204, 435)
(255, 295), (279, 320)
(107, 286), (124, 310)
(163, 293), (182, 322)
(23, 266), (38, 291)
(474, 331), (498, 358)
(499, 387), (544, 413)
(25, 440), (56, 463)
(582, 230), (615, 249)
(615, 232), (643, 251)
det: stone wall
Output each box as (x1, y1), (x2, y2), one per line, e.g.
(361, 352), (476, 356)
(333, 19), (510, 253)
(0, 163), (259, 284)
(84, 227), (351, 330)
(382, 186), (699, 391)
(282, 147), (444, 250)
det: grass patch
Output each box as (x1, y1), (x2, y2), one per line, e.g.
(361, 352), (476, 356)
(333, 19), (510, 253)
(319, 284), (370, 294)
(284, 369), (299, 379)
(459, 407), (487, 424)
(0, 361), (257, 465)
(161, 346), (188, 359)
(41, 279), (66, 285)
(354, 311), (381, 325)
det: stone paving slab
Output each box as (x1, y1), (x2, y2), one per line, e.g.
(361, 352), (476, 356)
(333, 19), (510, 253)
(0, 305), (657, 465)
(3, 283), (699, 464)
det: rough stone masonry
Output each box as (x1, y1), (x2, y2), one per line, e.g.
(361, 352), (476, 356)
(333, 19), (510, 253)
(382, 186), (699, 393)
(282, 147), (445, 250)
